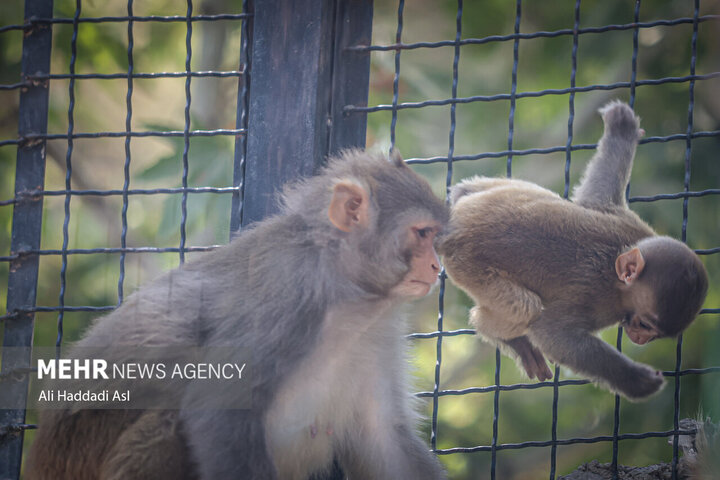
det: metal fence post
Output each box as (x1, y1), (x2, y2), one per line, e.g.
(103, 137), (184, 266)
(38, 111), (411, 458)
(0, 0), (54, 477)
(240, 0), (373, 227)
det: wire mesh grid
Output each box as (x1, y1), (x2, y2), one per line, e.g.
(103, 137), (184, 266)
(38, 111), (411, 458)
(0, 0), (719, 479)
(0, 0), (251, 468)
(350, 0), (719, 479)
(0, 3), (250, 314)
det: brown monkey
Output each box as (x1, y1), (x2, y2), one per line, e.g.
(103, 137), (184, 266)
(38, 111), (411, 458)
(438, 101), (708, 400)
(26, 150), (448, 479)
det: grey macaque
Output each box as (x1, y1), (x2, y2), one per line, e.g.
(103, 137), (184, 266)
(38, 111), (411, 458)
(438, 101), (708, 400)
(26, 150), (449, 479)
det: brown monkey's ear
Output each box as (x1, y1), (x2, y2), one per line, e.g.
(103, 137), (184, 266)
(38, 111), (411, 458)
(328, 181), (369, 232)
(615, 247), (646, 284)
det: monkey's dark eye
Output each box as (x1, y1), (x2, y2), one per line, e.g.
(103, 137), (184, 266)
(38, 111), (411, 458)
(639, 321), (651, 330)
(416, 227), (433, 239)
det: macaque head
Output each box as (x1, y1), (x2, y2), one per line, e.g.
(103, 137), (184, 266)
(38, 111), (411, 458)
(616, 236), (708, 344)
(283, 149), (448, 299)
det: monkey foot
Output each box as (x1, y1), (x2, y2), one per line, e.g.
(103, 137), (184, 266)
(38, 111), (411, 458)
(506, 336), (553, 382)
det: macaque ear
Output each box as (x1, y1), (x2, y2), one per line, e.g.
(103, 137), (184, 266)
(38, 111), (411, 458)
(328, 181), (369, 232)
(615, 247), (646, 284)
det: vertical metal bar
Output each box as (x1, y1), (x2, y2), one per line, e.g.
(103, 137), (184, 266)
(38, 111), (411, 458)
(612, 4), (641, 477)
(0, 0), (54, 475)
(629, 1), (641, 110)
(611, 327), (623, 478)
(562, 0), (580, 201)
(672, 1), (698, 478)
(551, 3), (580, 478)
(118, 0), (134, 304)
(179, 0), (193, 263)
(230, 0), (252, 235)
(506, 0), (521, 179)
(389, 0), (404, 152)
(431, 0), (461, 454)
(491, 348), (501, 479)
(549, 363), (560, 480)
(490, 7), (521, 476)
(56, 0), (81, 352)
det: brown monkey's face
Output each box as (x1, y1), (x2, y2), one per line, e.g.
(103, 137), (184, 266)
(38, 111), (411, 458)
(616, 247), (661, 344)
(622, 311), (660, 345)
(620, 282), (661, 345)
(390, 223), (442, 298)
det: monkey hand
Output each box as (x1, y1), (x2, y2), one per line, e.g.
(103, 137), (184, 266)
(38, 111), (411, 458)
(599, 101), (643, 142)
(615, 362), (666, 400)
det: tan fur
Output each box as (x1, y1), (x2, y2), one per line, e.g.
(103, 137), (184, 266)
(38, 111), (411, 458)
(439, 102), (708, 399)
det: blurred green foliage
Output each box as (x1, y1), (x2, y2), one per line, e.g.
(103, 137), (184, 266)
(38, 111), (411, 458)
(0, 1), (718, 479)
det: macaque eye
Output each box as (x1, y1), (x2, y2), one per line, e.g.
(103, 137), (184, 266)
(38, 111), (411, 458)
(639, 321), (652, 330)
(415, 227), (433, 239)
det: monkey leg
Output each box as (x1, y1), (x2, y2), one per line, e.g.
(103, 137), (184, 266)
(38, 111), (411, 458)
(466, 271), (543, 340)
(502, 336), (553, 381)
(99, 410), (197, 480)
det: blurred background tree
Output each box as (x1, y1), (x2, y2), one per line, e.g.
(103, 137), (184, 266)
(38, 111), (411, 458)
(1, 0), (718, 478)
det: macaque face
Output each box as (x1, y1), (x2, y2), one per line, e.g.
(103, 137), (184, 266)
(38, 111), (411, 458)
(622, 312), (661, 345)
(391, 223), (442, 298)
(621, 282), (662, 345)
(616, 248), (663, 345)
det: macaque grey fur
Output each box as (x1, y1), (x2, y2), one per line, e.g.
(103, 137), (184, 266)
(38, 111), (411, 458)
(439, 101), (708, 400)
(26, 150), (449, 480)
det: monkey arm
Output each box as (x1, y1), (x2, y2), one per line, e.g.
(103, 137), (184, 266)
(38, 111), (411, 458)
(528, 313), (665, 400)
(571, 101), (643, 211)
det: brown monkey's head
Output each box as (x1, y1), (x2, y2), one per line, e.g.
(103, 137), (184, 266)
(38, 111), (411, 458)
(282, 149), (449, 299)
(616, 236), (708, 344)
